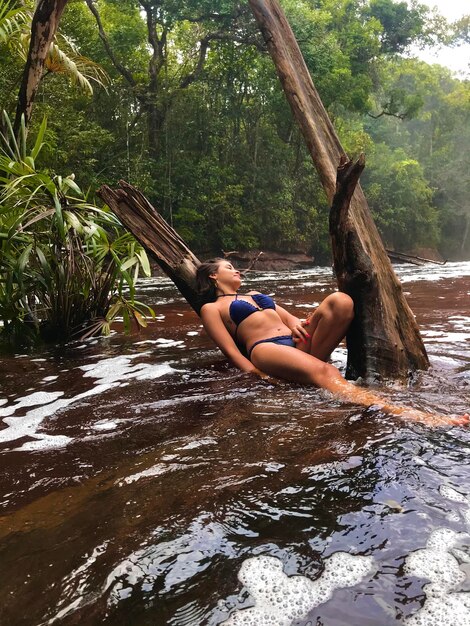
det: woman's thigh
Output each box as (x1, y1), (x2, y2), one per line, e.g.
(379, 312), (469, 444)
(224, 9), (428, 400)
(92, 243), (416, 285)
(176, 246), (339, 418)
(250, 342), (330, 386)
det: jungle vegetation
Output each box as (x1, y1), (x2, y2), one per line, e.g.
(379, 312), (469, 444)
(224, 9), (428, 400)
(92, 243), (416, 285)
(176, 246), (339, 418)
(0, 0), (469, 343)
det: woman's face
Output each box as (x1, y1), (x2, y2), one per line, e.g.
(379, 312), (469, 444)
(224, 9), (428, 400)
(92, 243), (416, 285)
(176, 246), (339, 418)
(212, 261), (241, 288)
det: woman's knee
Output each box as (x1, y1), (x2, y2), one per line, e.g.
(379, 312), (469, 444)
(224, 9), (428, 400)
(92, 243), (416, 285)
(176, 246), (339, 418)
(306, 361), (340, 386)
(327, 292), (354, 322)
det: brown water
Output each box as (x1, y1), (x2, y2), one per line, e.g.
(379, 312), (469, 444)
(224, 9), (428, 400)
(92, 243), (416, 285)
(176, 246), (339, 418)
(0, 264), (469, 626)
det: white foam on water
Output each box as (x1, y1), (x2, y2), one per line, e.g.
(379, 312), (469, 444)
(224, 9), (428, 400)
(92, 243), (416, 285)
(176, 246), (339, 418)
(175, 438), (217, 451)
(122, 461), (209, 485)
(80, 354), (175, 384)
(92, 420), (120, 431)
(440, 485), (468, 504)
(294, 302), (320, 309)
(405, 593), (470, 626)
(0, 356), (175, 451)
(421, 331), (470, 344)
(0, 384), (114, 450)
(403, 485), (470, 625)
(134, 338), (184, 346)
(121, 463), (173, 484)
(396, 261), (470, 284)
(221, 552), (373, 625)
(0, 391), (64, 417)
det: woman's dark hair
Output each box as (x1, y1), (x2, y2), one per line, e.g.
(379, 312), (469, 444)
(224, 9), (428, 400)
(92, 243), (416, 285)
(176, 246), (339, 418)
(196, 258), (224, 303)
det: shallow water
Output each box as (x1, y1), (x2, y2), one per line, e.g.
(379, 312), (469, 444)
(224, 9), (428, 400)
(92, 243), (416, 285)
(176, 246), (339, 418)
(0, 263), (469, 626)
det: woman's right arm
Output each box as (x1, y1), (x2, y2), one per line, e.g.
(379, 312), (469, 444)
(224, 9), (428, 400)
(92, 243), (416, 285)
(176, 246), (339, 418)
(200, 304), (261, 374)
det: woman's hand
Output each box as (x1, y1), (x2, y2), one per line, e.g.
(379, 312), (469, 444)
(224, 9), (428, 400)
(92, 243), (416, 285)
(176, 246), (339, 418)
(250, 367), (278, 384)
(291, 321), (310, 345)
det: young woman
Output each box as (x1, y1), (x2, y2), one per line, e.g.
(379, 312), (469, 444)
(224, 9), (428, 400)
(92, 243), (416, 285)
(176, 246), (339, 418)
(197, 258), (469, 427)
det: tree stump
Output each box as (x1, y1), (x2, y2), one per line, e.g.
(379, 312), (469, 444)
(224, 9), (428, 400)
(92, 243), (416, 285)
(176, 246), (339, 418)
(330, 156), (429, 379)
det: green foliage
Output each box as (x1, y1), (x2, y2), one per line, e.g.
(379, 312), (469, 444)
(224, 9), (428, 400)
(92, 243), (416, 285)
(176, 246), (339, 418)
(363, 144), (438, 251)
(0, 0), (28, 44)
(0, 112), (153, 345)
(1, 0), (467, 287)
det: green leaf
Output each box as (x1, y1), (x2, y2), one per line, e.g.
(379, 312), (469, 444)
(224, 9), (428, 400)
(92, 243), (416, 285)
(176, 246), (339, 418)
(64, 210), (83, 232)
(31, 116), (48, 160)
(17, 242), (33, 273)
(136, 249), (151, 277)
(62, 176), (82, 196)
(120, 256), (138, 272)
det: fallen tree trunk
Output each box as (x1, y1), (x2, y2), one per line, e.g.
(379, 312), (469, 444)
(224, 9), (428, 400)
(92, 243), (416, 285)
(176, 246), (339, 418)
(97, 181), (203, 314)
(248, 0), (429, 379)
(386, 250), (447, 266)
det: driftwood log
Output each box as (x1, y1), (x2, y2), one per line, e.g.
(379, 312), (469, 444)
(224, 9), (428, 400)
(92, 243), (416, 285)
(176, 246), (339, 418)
(248, 0), (429, 379)
(386, 250), (447, 266)
(97, 181), (203, 314)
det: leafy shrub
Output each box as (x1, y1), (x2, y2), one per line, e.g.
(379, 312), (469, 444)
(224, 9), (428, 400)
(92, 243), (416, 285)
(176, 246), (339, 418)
(0, 112), (153, 345)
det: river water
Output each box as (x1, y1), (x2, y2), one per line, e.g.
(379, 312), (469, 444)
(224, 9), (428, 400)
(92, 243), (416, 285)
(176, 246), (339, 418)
(0, 263), (469, 626)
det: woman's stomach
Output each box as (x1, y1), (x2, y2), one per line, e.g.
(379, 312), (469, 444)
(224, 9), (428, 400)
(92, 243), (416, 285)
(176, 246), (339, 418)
(236, 311), (292, 351)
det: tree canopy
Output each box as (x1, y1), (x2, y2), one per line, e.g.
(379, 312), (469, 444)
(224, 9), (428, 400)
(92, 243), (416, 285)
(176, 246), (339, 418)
(1, 0), (468, 261)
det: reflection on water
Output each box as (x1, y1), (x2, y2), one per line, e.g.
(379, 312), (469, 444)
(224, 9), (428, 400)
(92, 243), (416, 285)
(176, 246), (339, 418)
(0, 262), (469, 625)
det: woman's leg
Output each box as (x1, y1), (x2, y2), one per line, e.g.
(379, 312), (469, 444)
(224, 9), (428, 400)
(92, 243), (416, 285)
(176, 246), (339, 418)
(296, 292), (354, 361)
(251, 342), (344, 388)
(251, 342), (469, 426)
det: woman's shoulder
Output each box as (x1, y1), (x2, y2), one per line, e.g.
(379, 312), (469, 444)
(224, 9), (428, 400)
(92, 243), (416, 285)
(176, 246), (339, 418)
(200, 301), (222, 316)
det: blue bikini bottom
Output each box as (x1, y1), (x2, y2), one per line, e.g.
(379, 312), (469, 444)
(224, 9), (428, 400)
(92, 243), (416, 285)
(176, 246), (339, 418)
(248, 334), (296, 359)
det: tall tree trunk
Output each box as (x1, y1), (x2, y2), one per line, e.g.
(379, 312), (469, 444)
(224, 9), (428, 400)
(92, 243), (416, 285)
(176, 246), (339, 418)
(247, 0), (429, 380)
(14, 0), (69, 135)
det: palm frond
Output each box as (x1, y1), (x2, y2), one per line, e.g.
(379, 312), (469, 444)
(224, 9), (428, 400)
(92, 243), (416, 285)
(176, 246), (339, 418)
(45, 41), (110, 94)
(0, 0), (28, 44)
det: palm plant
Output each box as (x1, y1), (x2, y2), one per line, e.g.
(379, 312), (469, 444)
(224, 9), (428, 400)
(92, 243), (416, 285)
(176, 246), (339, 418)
(0, 0), (27, 43)
(0, 0), (108, 94)
(0, 111), (154, 344)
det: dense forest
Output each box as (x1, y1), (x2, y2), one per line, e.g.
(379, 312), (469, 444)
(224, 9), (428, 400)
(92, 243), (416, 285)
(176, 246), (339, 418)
(0, 0), (469, 341)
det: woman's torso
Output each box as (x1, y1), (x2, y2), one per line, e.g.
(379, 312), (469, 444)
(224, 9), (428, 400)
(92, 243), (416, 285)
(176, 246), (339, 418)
(214, 292), (291, 353)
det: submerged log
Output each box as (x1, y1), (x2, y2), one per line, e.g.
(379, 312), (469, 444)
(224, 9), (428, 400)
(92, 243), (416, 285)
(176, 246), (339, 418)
(248, 0), (429, 379)
(386, 250), (447, 266)
(97, 181), (203, 314)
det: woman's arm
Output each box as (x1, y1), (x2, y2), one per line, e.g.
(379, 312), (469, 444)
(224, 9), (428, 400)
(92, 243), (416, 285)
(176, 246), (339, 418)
(275, 305), (310, 344)
(200, 304), (260, 373)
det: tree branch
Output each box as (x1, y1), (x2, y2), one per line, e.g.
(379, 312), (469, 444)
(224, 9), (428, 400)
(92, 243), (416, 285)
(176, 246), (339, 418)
(180, 37), (210, 89)
(368, 110), (406, 120)
(85, 0), (136, 89)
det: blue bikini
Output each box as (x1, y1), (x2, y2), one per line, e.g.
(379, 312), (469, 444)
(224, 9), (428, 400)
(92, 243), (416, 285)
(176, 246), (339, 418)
(229, 293), (276, 325)
(227, 293), (296, 358)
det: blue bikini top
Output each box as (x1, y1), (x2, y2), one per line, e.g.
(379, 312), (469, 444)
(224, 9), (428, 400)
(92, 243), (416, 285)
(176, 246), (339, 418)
(229, 293), (276, 327)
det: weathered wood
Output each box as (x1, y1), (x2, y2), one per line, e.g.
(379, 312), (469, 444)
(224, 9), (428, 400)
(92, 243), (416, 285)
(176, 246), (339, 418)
(248, 0), (429, 379)
(330, 156), (429, 379)
(97, 181), (203, 314)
